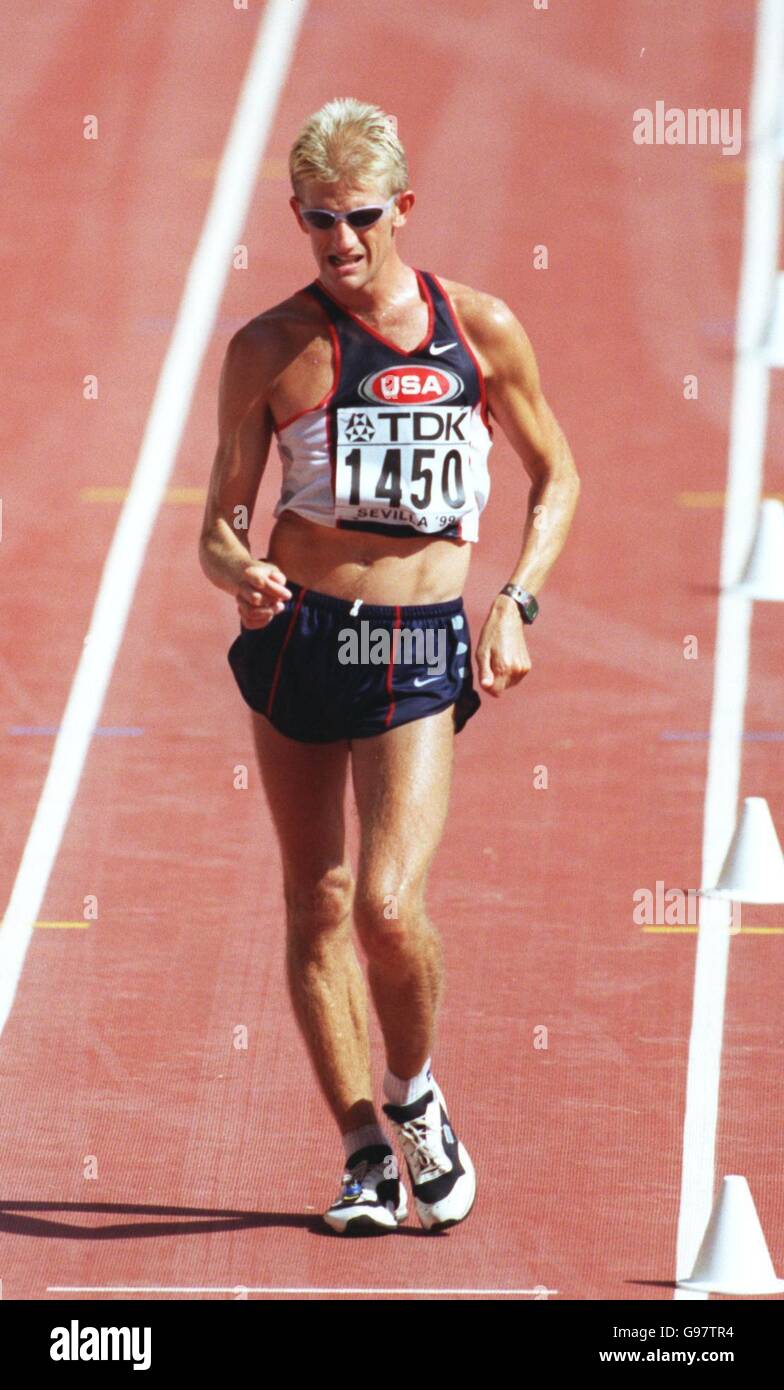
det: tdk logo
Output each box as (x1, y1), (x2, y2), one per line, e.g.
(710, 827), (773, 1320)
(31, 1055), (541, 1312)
(50, 1320), (151, 1371)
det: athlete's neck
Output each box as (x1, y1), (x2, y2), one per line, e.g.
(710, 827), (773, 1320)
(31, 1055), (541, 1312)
(318, 253), (420, 320)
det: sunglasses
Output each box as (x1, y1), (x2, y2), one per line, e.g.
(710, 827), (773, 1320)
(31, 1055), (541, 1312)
(298, 194), (398, 231)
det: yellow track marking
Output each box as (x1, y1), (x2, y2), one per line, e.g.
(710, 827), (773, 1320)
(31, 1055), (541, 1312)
(35, 921), (90, 929)
(81, 486), (206, 504)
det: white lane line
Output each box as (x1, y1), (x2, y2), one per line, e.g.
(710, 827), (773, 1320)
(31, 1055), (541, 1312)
(0, 0), (308, 1034)
(674, 0), (784, 1294)
(47, 1286), (557, 1297)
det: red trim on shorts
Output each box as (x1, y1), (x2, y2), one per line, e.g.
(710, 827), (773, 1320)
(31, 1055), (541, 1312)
(430, 272), (492, 433)
(266, 588), (307, 719)
(384, 605), (403, 729)
(313, 271), (434, 357)
(274, 319), (341, 433)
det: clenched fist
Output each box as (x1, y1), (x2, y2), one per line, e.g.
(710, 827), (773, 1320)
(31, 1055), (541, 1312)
(236, 561), (292, 630)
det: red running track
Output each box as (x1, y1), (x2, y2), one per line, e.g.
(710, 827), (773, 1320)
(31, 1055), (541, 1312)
(1, 0), (782, 1301)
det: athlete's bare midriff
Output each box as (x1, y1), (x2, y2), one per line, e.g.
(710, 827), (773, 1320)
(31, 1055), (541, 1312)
(267, 510), (471, 605)
(259, 275), (478, 606)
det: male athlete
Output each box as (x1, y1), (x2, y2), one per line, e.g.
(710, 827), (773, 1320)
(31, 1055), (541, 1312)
(199, 99), (579, 1234)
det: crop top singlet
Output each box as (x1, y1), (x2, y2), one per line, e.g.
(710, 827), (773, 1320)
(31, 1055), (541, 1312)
(272, 269), (493, 542)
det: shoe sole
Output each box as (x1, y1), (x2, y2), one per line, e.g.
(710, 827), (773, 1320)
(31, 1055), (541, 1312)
(323, 1197), (408, 1236)
(325, 1214), (399, 1236)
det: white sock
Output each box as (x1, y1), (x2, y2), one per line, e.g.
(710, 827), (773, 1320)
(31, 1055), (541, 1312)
(341, 1123), (390, 1162)
(383, 1056), (433, 1106)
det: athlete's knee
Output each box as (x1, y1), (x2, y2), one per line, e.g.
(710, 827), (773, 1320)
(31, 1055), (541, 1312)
(284, 863), (355, 940)
(353, 877), (427, 960)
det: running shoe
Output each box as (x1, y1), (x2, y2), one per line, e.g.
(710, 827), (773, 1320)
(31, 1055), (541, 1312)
(383, 1078), (476, 1231)
(322, 1143), (408, 1235)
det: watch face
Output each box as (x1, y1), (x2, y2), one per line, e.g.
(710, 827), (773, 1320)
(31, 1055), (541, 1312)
(502, 585), (538, 621)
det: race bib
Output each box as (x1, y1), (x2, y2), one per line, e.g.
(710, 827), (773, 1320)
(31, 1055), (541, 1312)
(335, 406), (477, 532)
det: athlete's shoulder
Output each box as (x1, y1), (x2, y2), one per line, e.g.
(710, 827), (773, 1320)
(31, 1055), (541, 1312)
(436, 276), (521, 341)
(435, 276), (534, 381)
(229, 288), (326, 355)
(221, 288), (329, 392)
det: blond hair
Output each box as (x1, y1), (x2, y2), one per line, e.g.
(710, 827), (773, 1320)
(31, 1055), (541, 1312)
(289, 98), (409, 197)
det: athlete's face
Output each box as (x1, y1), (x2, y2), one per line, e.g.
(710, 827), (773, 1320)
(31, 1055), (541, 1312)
(290, 178), (414, 293)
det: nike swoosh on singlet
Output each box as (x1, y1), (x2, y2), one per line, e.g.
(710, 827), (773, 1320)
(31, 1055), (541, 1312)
(429, 341), (458, 355)
(413, 675), (442, 686)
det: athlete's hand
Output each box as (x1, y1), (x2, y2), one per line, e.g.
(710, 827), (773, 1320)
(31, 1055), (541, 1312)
(236, 561), (292, 629)
(475, 596), (532, 697)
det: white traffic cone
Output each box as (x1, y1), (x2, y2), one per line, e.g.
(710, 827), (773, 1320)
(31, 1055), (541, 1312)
(678, 1175), (784, 1294)
(702, 797), (784, 903)
(733, 499), (784, 600)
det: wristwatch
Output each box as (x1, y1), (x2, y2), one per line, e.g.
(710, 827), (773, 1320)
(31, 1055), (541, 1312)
(499, 582), (539, 624)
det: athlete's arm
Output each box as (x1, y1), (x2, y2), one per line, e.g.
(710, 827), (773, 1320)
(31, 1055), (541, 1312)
(479, 298), (579, 593)
(456, 289), (580, 695)
(199, 324), (291, 628)
(481, 299), (579, 587)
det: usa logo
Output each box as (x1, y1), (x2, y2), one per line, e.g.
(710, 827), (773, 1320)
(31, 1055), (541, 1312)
(358, 364), (463, 405)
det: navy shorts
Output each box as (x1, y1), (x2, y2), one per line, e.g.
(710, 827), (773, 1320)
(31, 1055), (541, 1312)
(227, 580), (481, 744)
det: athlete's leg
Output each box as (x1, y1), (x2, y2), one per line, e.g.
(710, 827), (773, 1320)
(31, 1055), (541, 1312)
(350, 705), (456, 1080)
(249, 711), (377, 1137)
